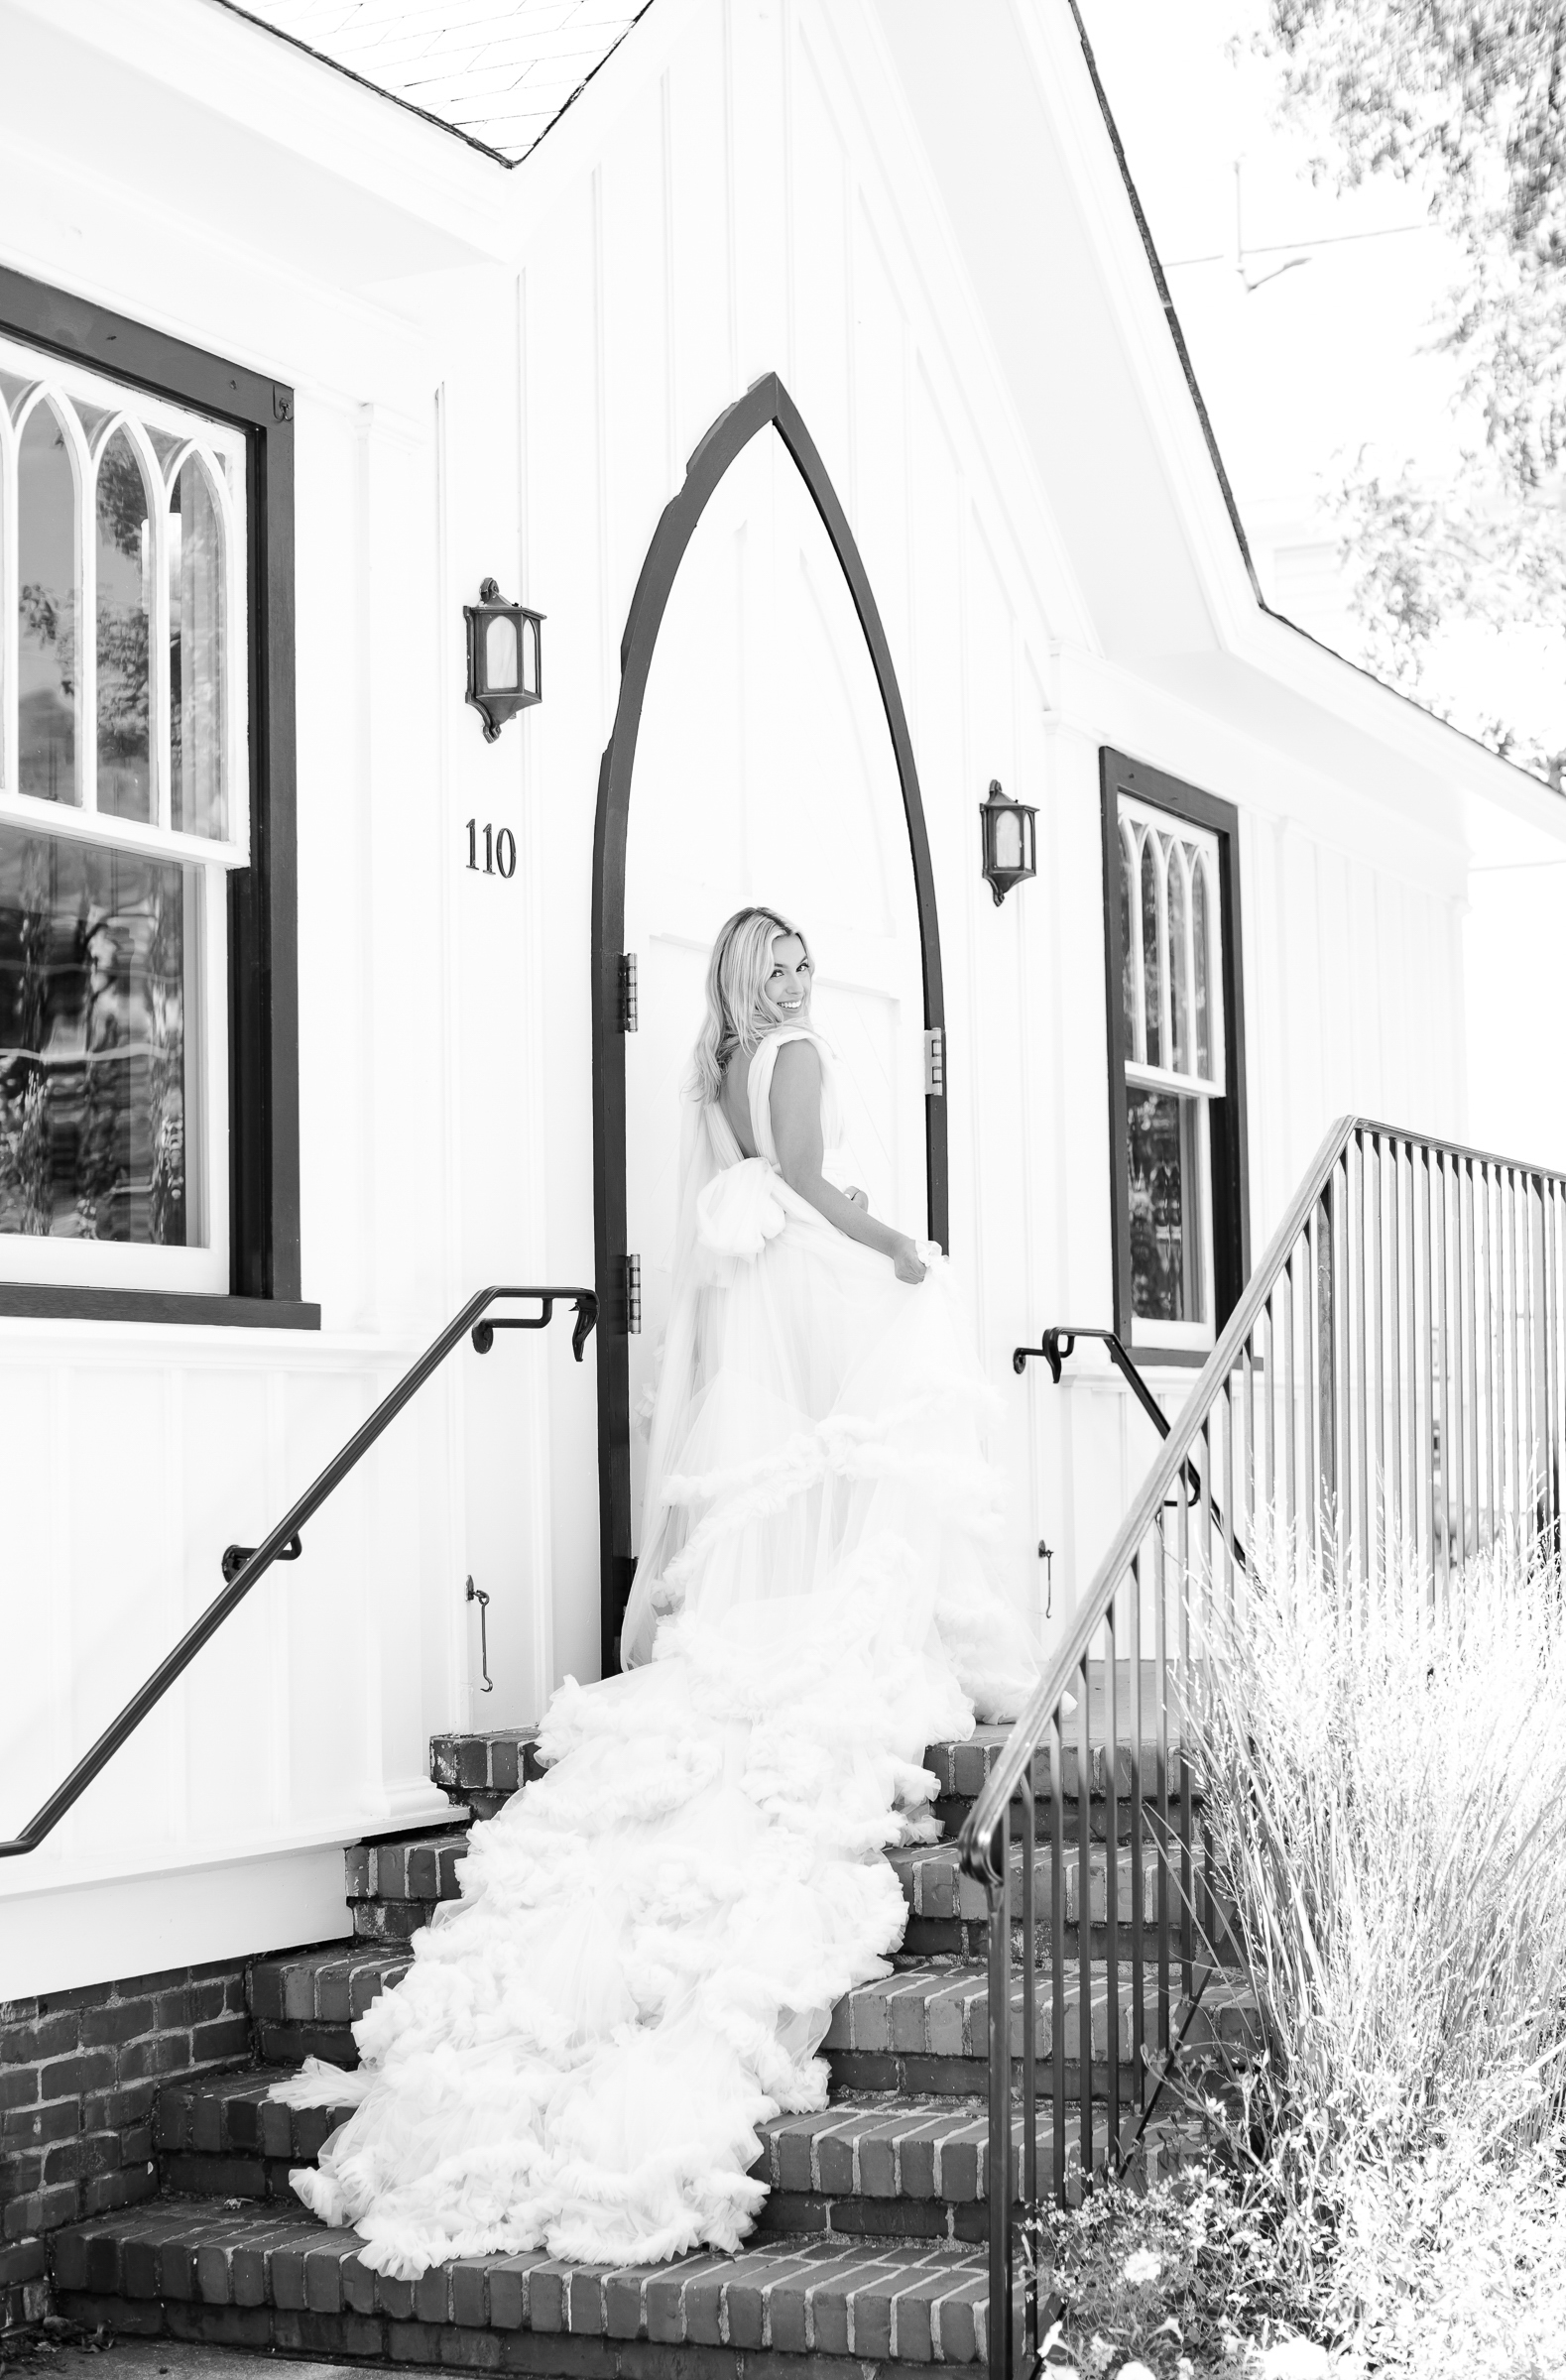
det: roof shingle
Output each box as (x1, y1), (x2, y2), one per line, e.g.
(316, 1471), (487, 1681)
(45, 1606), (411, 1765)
(219, 0), (654, 164)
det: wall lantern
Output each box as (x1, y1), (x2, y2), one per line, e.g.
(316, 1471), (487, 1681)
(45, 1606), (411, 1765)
(979, 777), (1037, 905)
(463, 578), (543, 742)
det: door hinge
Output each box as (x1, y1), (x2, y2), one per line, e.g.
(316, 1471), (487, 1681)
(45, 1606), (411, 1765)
(623, 1253), (642, 1335)
(618, 953), (639, 1033)
(923, 1027), (945, 1097)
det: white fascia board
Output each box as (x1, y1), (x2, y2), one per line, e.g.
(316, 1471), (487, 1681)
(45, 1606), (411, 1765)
(1010, 0), (1271, 652)
(806, 0), (1098, 657)
(1015, 0), (1566, 863)
(8, 0), (514, 266)
(1054, 644), (1472, 897)
(0, 120), (438, 418)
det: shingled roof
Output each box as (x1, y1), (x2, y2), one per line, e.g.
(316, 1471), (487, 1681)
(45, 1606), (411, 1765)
(216, 0), (655, 164)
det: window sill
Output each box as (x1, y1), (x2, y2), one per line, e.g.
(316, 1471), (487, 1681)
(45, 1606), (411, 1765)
(0, 1286), (320, 1329)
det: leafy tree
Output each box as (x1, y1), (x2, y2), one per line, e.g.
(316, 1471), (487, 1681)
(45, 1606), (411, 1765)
(1260, 2), (1566, 778)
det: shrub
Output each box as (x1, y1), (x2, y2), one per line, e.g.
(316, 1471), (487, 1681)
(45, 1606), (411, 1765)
(1181, 1526), (1566, 2370)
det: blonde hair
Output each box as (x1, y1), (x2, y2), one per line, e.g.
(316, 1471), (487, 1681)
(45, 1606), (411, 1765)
(688, 905), (811, 1104)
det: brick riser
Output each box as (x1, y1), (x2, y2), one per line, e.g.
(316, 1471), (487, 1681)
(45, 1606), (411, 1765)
(54, 2208), (997, 2375)
(152, 2077), (1116, 2248)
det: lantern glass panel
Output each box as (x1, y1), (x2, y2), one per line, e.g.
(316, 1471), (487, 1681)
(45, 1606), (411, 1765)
(521, 616), (540, 697)
(993, 806), (1023, 874)
(485, 612), (520, 692)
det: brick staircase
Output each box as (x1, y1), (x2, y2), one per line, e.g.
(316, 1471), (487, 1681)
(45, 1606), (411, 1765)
(47, 1724), (1243, 2375)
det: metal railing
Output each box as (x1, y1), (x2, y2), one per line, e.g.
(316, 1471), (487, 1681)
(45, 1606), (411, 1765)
(961, 1119), (1566, 2380)
(1, 1285), (598, 1859)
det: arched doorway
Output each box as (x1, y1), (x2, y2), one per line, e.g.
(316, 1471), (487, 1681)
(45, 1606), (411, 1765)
(590, 374), (946, 1668)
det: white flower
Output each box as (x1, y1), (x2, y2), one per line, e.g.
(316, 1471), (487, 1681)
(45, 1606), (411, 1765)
(1122, 2247), (1162, 2286)
(1256, 2343), (1331, 2380)
(1119, 2364), (1159, 2380)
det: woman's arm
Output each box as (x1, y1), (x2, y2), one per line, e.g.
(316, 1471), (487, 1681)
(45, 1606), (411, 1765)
(770, 1041), (926, 1283)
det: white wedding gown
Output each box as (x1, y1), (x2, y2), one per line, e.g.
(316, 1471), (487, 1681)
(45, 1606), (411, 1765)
(274, 1027), (1038, 2276)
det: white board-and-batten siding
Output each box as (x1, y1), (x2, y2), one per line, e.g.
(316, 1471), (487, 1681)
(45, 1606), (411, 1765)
(0, 0), (1468, 1992)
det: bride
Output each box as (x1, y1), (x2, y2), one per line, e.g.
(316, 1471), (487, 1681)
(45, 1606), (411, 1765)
(275, 905), (1038, 2276)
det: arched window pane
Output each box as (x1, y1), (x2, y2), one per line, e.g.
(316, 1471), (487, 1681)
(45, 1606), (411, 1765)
(1168, 847), (1190, 1076)
(95, 430), (152, 823)
(1192, 859), (1211, 1079)
(18, 404), (77, 805)
(0, 826), (189, 1246)
(1141, 832), (1161, 1070)
(1120, 831), (1137, 1056)
(170, 458), (226, 839)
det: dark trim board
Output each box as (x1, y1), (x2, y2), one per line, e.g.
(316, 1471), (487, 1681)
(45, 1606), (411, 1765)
(591, 373), (947, 1674)
(0, 268), (301, 1311)
(0, 1288), (320, 1329)
(1099, 747), (1251, 1355)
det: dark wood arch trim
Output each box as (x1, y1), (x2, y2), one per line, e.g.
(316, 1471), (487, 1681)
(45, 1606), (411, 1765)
(590, 371), (947, 1669)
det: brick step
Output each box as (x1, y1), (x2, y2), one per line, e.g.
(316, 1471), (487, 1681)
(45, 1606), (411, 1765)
(825, 1962), (1257, 2099)
(927, 1722), (1197, 1843)
(52, 2202), (996, 2372)
(344, 1829), (471, 1945)
(249, 1948), (408, 2070)
(428, 1729), (543, 1821)
(248, 1945), (1253, 2097)
(892, 1839), (1194, 1961)
(154, 2071), (1114, 2246)
(338, 1827), (1196, 1961)
(425, 1697), (1184, 1832)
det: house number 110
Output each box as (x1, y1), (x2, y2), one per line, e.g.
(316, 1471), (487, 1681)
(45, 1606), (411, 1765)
(465, 819), (516, 879)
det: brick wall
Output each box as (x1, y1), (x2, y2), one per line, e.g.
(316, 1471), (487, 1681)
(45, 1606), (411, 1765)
(0, 1960), (250, 2333)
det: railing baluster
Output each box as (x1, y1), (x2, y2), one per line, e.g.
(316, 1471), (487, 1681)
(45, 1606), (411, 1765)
(1153, 1513), (1171, 2084)
(1354, 1130), (1371, 1590)
(1307, 1196), (1323, 1562)
(1019, 1751), (1036, 2358)
(1371, 1131), (1385, 1582)
(1263, 1295), (1276, 1567)
(1282, 1255), (1297, 1542)
(1104, 1593), (1120, 2173)
(1129, 1542), (1145, 2159)
(1050, 1705), (1066, 2210)
(1504, 1166), (1513, 1551)
(1076, 1647), (1094, 2181)
(1178, 1478), (1194, 2005)
(1434, 1149), (1451, 1613)
(1456, 1156), (1466, 1571)
(1388, 1137), (1403, 1560)
(985, 1778), (1012, 2380)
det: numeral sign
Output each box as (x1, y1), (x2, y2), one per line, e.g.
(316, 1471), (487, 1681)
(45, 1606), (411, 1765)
(465, 819), (517, 879)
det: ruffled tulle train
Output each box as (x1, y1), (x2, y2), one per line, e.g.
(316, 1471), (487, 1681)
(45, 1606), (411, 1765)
(273, 1033), (1038, 2276)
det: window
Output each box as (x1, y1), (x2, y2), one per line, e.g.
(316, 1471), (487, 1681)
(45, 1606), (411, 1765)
(1101, 750), (1248, 1361)
(0, 270), (307, 1323)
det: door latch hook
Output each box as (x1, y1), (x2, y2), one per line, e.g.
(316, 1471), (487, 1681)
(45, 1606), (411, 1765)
(466, 1576), (493, 1694)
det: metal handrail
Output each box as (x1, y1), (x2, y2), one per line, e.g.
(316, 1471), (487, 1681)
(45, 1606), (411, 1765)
(963, 1118), (1566, 2380)
(0, 1284), (598, 1859)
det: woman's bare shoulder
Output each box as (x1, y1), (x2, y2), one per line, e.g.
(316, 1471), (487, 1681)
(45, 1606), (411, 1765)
(765, 1034), (821, 1099)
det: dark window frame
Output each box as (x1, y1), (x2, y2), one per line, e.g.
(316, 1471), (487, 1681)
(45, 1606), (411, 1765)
(1100, 746), (1249, 1365)
(0, 267), (315, 1330)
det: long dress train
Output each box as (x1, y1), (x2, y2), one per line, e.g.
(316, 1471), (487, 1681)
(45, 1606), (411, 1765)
(273, 1026), (1037, 2277)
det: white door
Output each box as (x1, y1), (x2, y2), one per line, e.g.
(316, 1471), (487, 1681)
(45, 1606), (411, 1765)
(623, 426), (928, 1550)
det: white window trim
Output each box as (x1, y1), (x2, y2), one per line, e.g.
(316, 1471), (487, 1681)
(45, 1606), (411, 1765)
(0, 333), (250, 1293)
(1119, 797), (1225, 1093)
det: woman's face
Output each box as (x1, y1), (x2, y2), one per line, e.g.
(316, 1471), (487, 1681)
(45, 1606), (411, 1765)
(766, 932), (812, 1020)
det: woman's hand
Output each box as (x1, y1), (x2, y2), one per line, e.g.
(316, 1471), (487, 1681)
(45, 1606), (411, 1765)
(893, 1236), (927, 1285)
(844, 1185), (869, 1212)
